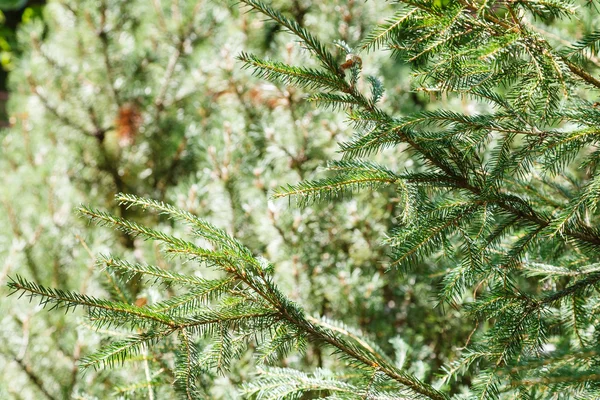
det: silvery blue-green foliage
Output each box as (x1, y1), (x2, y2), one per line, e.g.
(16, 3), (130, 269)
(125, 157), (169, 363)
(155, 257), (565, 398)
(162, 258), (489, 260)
(1, 0), (454, 399)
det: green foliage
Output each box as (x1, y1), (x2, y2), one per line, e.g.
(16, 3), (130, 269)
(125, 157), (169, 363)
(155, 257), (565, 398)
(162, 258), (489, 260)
(5, 0), (600, 399)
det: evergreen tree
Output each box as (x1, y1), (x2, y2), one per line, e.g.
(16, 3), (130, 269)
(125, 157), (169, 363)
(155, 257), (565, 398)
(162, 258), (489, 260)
(6, 0), (600, 399)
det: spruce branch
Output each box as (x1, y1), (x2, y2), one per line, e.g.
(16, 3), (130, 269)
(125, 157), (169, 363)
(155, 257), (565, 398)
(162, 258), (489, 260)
(175, 328), (200, 400)
(7, 275), (176, 328)
(242, 367), (361, 399)
(455, 0), (600, 89)
(100, 255), (220, 287)
(238, 53), (347, 91)
(146, 280), (236, 315)
(79, 330), (168, 369)
(239, 0), (342, 75)
(115, 193), (251, 257)
(20, 198), (447, 398)
(360, 8), (418, 51)
(306, 92), (363, 109)
(273, 173), (398, 205)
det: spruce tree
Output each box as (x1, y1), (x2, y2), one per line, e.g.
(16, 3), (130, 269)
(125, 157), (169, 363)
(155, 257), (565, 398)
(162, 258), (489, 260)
(6, 0), (600, 399)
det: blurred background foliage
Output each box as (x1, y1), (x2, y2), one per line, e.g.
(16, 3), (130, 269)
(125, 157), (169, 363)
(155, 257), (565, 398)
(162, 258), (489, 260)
(0, 0), (465, 398)
(0, 0), (44, 123)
